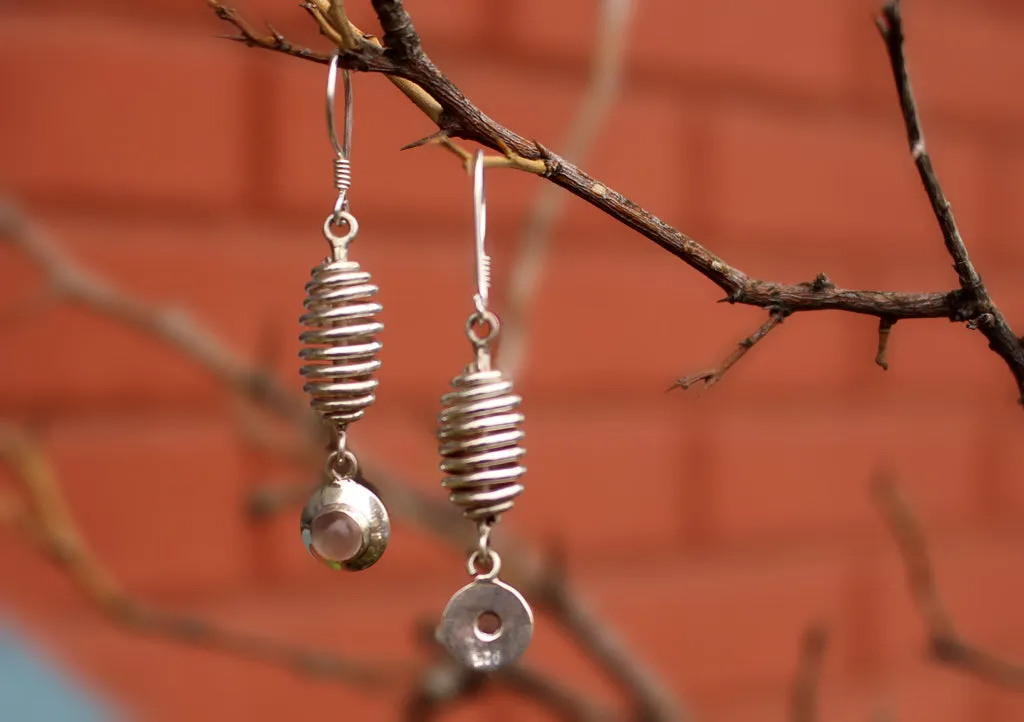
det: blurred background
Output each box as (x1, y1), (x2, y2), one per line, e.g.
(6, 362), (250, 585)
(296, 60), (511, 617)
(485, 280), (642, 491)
(2, 0), (1024, 720)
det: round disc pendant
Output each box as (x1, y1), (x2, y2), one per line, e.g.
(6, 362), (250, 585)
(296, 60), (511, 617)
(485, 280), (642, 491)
(438, 578), (533, 671)
(300, 480), (390, 571)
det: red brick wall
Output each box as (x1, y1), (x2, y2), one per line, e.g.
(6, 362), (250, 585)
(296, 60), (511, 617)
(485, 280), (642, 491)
(3, 1), (1024, 720)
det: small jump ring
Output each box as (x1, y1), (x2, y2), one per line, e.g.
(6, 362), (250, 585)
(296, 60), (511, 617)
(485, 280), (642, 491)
(466, 310), (500, 346)
(323, 211), (359, 251)
(467, 550), (501, 581)
(325, 449), (359, 480)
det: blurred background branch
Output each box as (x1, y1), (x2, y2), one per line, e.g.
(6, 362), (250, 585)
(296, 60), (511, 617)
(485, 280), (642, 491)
(0, 0), (691, 718)
(0, 422), (406, 691)
(873, 476), (1024, 692)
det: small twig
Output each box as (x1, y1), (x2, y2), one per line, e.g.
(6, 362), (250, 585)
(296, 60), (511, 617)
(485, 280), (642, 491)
(0, 423), (404, 690)
(326, 0), (362, 51)
(499, 0), (632, 379)
(872, 475), (1024, 691)
(408, 132), (546, 174)
(669, 312), (785, 392)
(209, 1), (332, 63)
(876, 2), (979, 295)
(0, 200), (312, 426)
(876, 0), (1024, 399)
(875, 317), (895, 370)
(789, 624), (829, 722)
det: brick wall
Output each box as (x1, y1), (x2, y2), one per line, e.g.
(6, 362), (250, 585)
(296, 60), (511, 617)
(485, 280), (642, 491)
(2, 1), (1024, 720)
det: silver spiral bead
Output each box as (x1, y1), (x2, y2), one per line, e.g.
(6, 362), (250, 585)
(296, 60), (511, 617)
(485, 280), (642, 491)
(438, 368), (526, 521)
(299, 258), (382, 426)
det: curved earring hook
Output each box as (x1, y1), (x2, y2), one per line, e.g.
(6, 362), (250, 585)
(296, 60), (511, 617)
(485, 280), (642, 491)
(472, 150), (490, 314)
(326, 52), (353, 159)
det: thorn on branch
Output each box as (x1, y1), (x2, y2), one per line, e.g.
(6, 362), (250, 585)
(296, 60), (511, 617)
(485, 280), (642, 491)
(669, 312), (785, 392)
(966, 312), (995, 331)
(810, 273), (834, 292)
(794, 273), (834, 293)
(875, 317), (895, 370)
(533, 141), (558, 177)
(400, 130), (449, 151)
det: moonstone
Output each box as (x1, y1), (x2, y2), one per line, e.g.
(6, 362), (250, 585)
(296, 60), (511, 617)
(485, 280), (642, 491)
(310, 510), (363, 562)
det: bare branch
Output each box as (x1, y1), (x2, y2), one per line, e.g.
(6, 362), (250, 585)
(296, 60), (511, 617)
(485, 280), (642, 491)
(789, 624), (828, 722)
(326, 1), (362, 51)
(872, 475), (1024, 691)
(204, 2), (1024, 404)
(370, 0), (422, 63)
(499, 0), (632, 378)
(875, 317), (895, 370)
(209, 1), (332, 63)
(876, 0), (1024, 397)
(0, 423), (404, 689)
(669, 312), (785, 392)
(543, 560), (689, 722)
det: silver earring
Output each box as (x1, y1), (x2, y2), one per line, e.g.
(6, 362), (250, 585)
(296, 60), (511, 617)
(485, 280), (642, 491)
(298, 52), (390, 572)
(435, 151), (534, 671)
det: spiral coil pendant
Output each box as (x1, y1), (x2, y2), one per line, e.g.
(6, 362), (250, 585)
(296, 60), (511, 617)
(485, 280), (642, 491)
(299, 258), (382, 426)
(438, 368), (526, 521)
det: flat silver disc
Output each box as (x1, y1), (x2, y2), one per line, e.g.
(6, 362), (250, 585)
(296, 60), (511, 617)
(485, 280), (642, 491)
(438, 578), (533, 671)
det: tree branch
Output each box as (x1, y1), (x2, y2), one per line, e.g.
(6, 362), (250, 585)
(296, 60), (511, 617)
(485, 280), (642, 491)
(669, 311), (785, 391)
(875, 0), (1024, 398)
(207, 0), (1024, 404)
(543, 558), (688, 722)
(0, 200), (312, 426)
(0, 423), (405, 690)
(872, 476), (1024, 691)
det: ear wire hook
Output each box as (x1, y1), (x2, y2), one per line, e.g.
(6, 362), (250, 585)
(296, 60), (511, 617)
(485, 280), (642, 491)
(323, 51), (358, 255)
(472, 150), (491, 315)
(326, 52), (353, 161)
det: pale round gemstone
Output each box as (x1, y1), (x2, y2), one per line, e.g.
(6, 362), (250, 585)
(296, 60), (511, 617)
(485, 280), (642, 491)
(310, 510), (363, 562)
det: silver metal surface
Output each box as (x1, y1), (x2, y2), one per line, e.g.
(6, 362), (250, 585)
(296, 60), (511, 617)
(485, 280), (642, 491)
(326, 53), (353, 161)
(299, 258), (382, 427)
(471, 150), (490, 315)
(297, 50), (387, 571)
(437, 368), (525, 521)
(435, 149), (532, 667)
(438, 576), (534, 672)
(322, 211), (360, 257)
(326, 52), (354, 218)
(300, 478), (390, 571)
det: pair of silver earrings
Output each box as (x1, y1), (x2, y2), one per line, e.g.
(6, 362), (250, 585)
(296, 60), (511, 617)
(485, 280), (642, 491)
(297, 54), (533, 672)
